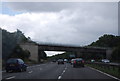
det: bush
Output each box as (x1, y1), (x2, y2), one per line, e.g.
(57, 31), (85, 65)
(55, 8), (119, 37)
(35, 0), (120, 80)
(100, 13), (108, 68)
(9, 45), (30, 60)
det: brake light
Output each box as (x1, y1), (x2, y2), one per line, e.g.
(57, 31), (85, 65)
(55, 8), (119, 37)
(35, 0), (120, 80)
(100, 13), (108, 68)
(82, 60), (84, 63)
(74, 60), (76, 64)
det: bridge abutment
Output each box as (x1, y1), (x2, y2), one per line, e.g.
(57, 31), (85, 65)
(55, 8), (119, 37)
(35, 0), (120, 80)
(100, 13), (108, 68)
(76, 51), (83, 57)
(106, 48), (113, 59)
(20, 43), (39, 62)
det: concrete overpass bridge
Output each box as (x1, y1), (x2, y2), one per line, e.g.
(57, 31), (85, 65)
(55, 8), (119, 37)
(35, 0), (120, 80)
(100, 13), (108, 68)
(20, 43), (113, 62)
(38, 44), (112, 58)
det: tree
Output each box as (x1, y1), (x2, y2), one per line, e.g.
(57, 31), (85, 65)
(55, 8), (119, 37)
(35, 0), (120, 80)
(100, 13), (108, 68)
(89, 34), (120, 61)
(90, 34), (120, 47)
(9, 45), (30, 60)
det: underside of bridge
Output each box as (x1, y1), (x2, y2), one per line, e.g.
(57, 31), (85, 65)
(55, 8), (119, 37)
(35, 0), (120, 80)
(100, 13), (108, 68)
(38, 44), (111, 59)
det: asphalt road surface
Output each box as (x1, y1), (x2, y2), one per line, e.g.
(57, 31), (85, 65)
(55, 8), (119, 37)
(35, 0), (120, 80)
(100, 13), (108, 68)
(2, 62), (119, 80)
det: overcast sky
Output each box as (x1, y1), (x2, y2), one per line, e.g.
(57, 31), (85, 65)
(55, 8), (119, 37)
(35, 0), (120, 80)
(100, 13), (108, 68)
(0, 2), (118, 56)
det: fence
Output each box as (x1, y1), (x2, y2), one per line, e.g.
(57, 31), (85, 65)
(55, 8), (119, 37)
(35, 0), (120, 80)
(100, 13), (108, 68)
(86, 62), (120, 78)
(86, 62), (120, 70)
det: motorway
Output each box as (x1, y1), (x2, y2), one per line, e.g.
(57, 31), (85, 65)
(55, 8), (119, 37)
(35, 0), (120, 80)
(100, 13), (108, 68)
(2, 62), (119, 80)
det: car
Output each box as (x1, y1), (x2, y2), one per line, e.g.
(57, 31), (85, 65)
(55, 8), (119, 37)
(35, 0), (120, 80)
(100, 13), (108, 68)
(52, 60), (57, 62)
(72, 58), (84, 67)
(57, 59), (64, 64)
(64, 59), (68, 63)
(71, 59), (76, 65)
(5, 58), (28, 72)
(91, 59), (95, 62)
(101, 59), (110, 63)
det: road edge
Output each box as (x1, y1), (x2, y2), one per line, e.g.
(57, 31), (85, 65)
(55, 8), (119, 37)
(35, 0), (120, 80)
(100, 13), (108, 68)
(87, 66), (120, 81)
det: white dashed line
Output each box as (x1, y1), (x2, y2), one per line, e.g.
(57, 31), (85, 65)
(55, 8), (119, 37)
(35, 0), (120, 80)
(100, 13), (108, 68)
(6, 76), (15, 79)
(88, 66), (120, 81)
(61, 70), (65, 75)
(63, 70), (66, 73)
(58, 66), (67, 80)
(58, 76), (61, 79)
(28, 71), (33, 73)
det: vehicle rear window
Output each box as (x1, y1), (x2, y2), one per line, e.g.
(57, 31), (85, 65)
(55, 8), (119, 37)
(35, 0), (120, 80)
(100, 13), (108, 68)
(18, 59), (24, 64)
(76, 58), (83, 61)
(58, 59), (63, 61)
(7, 59), (17, 63)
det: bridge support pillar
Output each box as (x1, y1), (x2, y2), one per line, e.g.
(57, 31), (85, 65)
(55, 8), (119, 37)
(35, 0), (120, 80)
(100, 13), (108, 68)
(76, 51), (83, 58)
(20, 43), (39, 62)
(106, 48), (113, 59)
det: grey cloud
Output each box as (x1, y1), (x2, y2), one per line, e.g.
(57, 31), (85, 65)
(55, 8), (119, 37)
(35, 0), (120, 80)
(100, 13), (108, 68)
(1, 2), (118, 46)
(5, 2), (74, 12)
(5, 2), (117, 13)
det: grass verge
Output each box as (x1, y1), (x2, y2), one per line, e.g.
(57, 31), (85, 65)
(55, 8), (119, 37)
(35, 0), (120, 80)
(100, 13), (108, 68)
(86, 64), (120, 79)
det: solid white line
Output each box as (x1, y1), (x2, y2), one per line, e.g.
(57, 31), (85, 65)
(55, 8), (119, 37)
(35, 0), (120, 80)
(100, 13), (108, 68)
(58, 76), (61, 79)
(28, 71), (33, 73)
(88, 66), (120, 80)
(6, 76), (15, 79)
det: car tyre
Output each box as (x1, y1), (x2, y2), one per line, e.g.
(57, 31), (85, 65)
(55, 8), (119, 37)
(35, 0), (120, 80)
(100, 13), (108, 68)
(19, 68), (22, 72)
(73, 65), (76, 68)
(24, 68), (27, 71)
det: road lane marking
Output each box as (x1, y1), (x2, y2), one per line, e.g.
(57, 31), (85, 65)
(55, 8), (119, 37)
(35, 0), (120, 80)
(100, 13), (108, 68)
(58, 66), (67, 80)
(63, 70), (65, 73)
(58, 76), (61, 79)
(28, 71), (33, 73)
(6, 76), (15, 79)
(40, 68), (42, 70)
(88, 66), (120, 80)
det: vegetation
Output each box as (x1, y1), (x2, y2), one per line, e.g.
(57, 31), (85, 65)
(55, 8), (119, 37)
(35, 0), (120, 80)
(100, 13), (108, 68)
(90, 34), (120, 47)
(89, 34), (120, 62)
(86, 64), (120, 78)
(2, 29), (29, 61)
(38, 50), (47, 62)
(111, 46), (120, 62)
(1, 28), (47, 65)
(9, 45), (30, 60)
